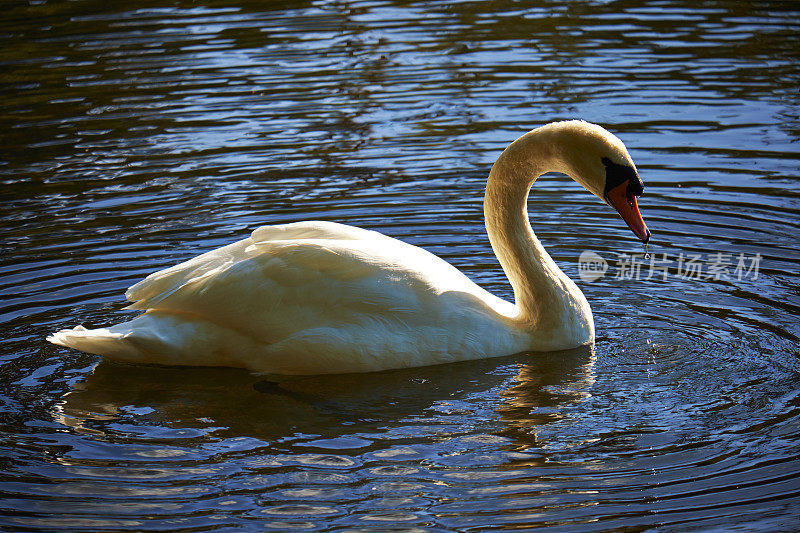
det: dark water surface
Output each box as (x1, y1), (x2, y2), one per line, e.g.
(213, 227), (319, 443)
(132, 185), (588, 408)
(2, 0), (800, 530)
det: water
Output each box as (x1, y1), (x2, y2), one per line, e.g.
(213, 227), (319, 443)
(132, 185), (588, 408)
(2, 0), (799, 530)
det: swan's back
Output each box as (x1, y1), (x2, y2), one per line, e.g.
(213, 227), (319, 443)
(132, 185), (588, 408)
(125, 221), (380, 310)
(50, 221), (523, 375)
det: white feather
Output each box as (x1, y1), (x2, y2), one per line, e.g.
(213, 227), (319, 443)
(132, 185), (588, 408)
(48, 121), (647, 375)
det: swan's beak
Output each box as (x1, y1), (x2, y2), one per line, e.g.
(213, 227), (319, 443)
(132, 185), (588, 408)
(607, 181), (650, 244)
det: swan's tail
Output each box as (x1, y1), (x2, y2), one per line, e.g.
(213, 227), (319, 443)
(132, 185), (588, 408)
(47, 325), (144, 361)
(47, 313), (258, 367)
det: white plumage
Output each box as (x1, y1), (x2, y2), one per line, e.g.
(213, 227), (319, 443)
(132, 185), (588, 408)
(48, 120), (649, 375)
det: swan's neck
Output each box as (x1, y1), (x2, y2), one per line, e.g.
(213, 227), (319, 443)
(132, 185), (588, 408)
(484, 132), (593, 344)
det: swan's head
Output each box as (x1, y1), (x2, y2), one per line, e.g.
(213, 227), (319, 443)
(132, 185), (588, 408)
(543, 120), (651, 244)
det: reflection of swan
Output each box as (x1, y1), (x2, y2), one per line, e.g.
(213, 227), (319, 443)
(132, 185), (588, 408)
(54, 346), (595, 442)
(496, 345), (596, 448)
(48, 121), (649, 375)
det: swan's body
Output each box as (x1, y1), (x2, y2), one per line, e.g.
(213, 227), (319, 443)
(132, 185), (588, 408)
(49, 120), (649, 375)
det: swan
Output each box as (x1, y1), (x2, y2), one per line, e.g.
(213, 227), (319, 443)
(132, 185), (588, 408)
(48, 120), (650, 375)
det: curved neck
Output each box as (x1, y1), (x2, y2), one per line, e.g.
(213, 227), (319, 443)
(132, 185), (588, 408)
(483, 131), (587, 334)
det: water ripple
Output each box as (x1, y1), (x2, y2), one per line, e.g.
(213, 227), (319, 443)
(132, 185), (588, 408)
(1, 0), (799, 530)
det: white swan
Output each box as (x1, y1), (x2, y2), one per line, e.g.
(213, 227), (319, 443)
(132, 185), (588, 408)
(48, 120), (650, 375)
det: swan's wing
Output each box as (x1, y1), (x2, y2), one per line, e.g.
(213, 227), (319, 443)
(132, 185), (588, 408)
(125, 221), (384, 311)
(124, 227), (495, 346)
(124, 238), (251, 310)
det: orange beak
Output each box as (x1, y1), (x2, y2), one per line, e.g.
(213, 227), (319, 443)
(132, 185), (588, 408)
(606, 181), (650, 243)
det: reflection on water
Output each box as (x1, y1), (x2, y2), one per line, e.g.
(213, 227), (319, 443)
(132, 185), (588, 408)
(2, 0), (800, 530)
(50, 350), (600, 529)
(56, 348), (594, 443)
